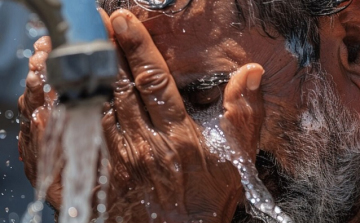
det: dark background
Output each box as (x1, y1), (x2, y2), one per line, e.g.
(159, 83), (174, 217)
(0, 1), (54, 222)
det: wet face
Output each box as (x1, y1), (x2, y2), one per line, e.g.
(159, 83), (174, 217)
(103, 0), (360, 222)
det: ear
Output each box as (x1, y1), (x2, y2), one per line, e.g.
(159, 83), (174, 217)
(337, 1), (360, 76)
(317, 1), (360, 112)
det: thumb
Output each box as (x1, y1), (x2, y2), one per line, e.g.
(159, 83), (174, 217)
(221, 63), (265, 161)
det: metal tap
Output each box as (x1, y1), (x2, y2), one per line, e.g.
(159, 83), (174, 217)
(12, 0), (117, 103)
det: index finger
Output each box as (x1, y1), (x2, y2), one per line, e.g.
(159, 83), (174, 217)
(110, 10), (187, 133)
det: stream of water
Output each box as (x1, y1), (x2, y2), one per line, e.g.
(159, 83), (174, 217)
(20, 95), (293, 223)
(21, 98), (109, 223)
(202, 115), (294, 223)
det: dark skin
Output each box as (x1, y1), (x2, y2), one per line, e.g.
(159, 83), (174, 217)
(18, 5), (264, 223)
(17, 0), (360, 222)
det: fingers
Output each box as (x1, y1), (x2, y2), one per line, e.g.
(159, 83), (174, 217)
(222, 63), (265, 160)
(18, 36), (52, 119)
(18, 71), (45, 119)
(110, 10), (187, 132)
(18, 36), (53, 162)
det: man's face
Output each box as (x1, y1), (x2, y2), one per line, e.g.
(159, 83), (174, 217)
(106, 0), (360, 222)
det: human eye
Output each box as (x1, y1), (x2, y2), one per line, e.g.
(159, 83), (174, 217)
(182, 84), (226, 109)
(179, 73), (230, 122)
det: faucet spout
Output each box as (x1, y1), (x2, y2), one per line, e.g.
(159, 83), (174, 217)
(14, 0), (118, 103)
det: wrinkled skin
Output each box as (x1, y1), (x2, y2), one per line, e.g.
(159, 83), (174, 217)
(17, 0), (360, 222)
(18, 6), (264, 223)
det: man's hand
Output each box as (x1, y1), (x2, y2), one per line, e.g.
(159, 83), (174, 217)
(18, 8), (265, 223)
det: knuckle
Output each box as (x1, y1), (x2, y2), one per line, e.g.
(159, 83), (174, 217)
(34, 36), (52, 53)
(29, 51), (48, 71)
(25, 71), (43, 90)
(135, 69), (169, 94)
(114, 78), (135, 98)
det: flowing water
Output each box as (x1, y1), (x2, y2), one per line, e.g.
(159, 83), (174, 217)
(202, 115), (294, 223)
(19, 92), (294, 223)
(22, 97), (109, 223)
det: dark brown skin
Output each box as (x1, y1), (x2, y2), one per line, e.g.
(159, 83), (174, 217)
(18, 6), (264, 223)
(17, 0), (360, 222)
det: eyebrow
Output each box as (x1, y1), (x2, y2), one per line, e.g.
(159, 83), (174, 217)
(181, 72), (231, 91)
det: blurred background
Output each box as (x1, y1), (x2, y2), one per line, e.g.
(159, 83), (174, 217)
(0, 1), (54, 222)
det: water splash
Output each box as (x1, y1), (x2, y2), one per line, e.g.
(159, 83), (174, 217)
(202, 115), (293, 223)
(5, 110), (14, 119)
(22, 98), (109, 223)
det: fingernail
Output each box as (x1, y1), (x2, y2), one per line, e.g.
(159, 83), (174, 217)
(112, 15), (128, 34)
(246, 65), (264, 90)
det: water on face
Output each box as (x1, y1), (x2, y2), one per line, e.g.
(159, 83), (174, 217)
(22, 98), (109, 223)
(202, 115), (293, 223)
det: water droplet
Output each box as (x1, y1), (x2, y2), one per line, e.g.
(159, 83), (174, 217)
(97, 191), (106, 200)
(5, 207), (9, 213)
(21, 195), (25, 199)
(31, 201), (43, 212)
(116, 216), (124, 223)
(213, 212), (217, 217)
(101, 158), (109, 167)
(5, 160), (10, 167)
(99, 176), (108, 184)
(23, 49), (32, 58)
(274, 206), (281, 214)
(97, 204), (106, 213)
(182, 29), (186, 33)
(174, 162), (181, 172)
(26, 13), (47, 38)
(151, 213), (157, 219)
(43, 84), (51, 93)
(0, 130), (7, 139)
(140, 200), (145, 204)
(174, 203), (178, 207)
(16, 49), (24, 59)
(157, 101), (165, 105)
(5, 110), (14, 119)
(20, 79), (26, 87)
(68, 207), (78, 217)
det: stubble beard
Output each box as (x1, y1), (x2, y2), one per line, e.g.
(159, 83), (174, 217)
(254, 71), (360, 223)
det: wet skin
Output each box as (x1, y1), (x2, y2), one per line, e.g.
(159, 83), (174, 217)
(17, 0), (360, 222)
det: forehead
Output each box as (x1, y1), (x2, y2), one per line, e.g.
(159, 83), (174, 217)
(123, 0), (249, 87)
(104, 0), (238, 23)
